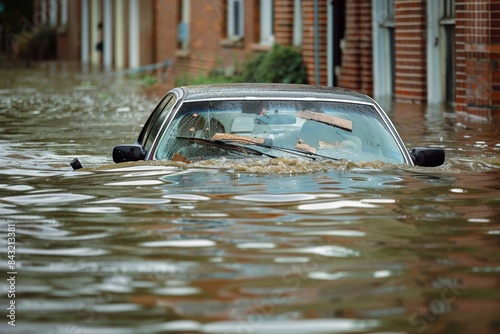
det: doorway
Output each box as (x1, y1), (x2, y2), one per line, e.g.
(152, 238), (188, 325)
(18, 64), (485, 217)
(329, 0), (345, 86)
(427, 0), (456, 106)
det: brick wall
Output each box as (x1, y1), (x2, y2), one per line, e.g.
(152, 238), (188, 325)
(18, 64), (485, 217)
(154, 0), (178, 64)
(155, 0), (251, 88)
(139, 0), (155, 67)
(493, 1), (500, 110)
(337, 0), (361, 90)
(337, 0), (372, 95)
(274, 0), (294, 46)
(186, 2), (226, 74)
(455, 0), (500, 117)
(57, 0), (81, 60)
(154, 0), (180, 87)
(394, 0), (427, 103)
(359, 1), (373, 95)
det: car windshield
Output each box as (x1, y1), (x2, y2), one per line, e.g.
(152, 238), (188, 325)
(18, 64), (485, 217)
(153, 99), (406, 164)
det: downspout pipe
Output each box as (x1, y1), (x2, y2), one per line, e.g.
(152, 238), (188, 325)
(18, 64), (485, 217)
(81, 0), (89, 63)
(103, 0), (113, 70)
(314, 0), (320, 85)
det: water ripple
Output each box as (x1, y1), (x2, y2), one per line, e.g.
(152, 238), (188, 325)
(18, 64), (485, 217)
(15, 224), (69, 237)
(268, 245), (360, 257)
(75, 206), (122, 214)
(295, 230), (366, 237)
(104, 180), (164, 186)
(37, 232), (110, 241)
(297, 200), (378, 211)
(19, 247), (107, 256)
(162, 194), (211, 201)
(94, 197), (171, 204)
(153, 286), (201, 296)
(141, 239), (216, 247)
(309, 269), (394, 280)
(2, 192), (93, 205)
(237, 242), (276, 249)
(202, 319), (381, 334)
(233, 193), (317, 202)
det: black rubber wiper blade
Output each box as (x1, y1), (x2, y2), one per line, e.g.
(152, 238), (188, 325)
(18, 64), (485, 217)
(214, 136), (338, 161)
(255, 143), (339, 161)
(220, 139), (338, 161)
(176, 136), (278, 158)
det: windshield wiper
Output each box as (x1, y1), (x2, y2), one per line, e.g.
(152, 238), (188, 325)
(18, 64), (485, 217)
(253, 141), (339, 161)
(209, 134), (339, 161)
(176, 136), (278, 158)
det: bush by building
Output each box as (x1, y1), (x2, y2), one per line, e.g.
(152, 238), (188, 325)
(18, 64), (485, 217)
(176, 44), (308, 86)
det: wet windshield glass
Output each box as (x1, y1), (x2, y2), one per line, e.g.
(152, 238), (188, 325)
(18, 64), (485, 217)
(153, 100), (406, 164)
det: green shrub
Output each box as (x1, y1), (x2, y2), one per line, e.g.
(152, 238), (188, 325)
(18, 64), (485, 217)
(237, 44), (308, 84)
(237, 52), (266, 83)
(141, 74), (158, 87)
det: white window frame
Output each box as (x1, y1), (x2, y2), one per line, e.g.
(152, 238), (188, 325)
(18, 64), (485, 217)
(103, 0), (113, 69)
(427, 0), (455, 105)
(49, 0), (57, 26)
(178, 0), (190, 50)
(61, 0), (68, 26)
(40, 0), (47, 25)
(427, 1), (443, 105)
(129, 0), (140, 68)
(260, 0), (274, 45)
(372, 0), (395, 99)
(227, 0), (244, 40)
(81, 0), (89, 63)
(293, 0), (302, 46)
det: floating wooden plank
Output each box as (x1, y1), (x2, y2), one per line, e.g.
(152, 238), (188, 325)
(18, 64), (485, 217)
(297, 110), (352, 131)
(211, 133), (266, 144)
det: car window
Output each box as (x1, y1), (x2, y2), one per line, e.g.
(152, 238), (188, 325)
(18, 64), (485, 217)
(139, 94), (177, 150)
(153, 99), (405, 164)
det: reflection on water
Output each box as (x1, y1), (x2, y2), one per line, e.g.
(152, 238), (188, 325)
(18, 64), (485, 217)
(0, 63), (499, 334)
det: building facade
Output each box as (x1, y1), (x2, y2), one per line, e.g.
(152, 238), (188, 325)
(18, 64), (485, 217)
(34, 0), (500, 117)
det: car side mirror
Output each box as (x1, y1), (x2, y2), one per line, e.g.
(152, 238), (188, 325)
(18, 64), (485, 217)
(113, 144), (146, 163)
(410, 147), (445, 167)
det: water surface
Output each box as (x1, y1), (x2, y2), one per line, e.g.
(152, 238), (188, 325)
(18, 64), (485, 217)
(0, 63), (499, 334)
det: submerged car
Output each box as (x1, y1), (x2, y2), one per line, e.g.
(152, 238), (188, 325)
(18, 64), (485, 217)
(113, 83), (444, 167)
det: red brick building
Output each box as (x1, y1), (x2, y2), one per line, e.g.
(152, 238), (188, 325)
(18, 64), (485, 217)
(35, 0), (500, 117)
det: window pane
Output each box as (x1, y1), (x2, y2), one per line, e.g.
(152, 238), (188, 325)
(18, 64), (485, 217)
(387, 0), (395, 21)
(227, 0), (244, 38)
(444, 0), (455, 19)
(260, 0), (274, 45)
(234, 0), (240, 36)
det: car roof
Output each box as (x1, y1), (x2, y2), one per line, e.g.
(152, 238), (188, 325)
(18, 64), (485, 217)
(176, 83), (377, 104)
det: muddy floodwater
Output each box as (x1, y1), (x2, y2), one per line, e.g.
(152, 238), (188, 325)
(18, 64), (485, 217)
(1, 63), (499, 334)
